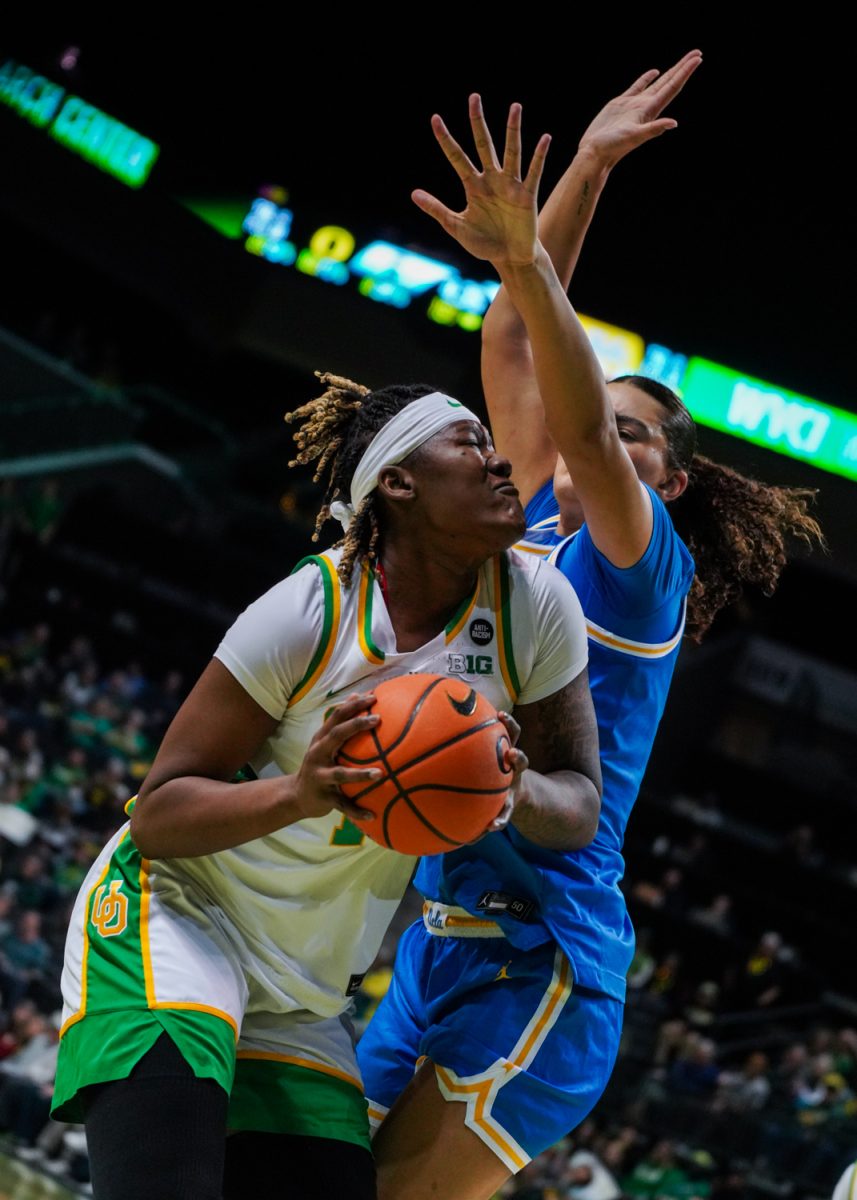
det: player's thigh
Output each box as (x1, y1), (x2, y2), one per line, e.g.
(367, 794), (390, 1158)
(373, 1059), (511, 1200)
(224, 1131), (375, 1200)
(82, 1032), (228, 1200)
(374, 940), (623, 1196)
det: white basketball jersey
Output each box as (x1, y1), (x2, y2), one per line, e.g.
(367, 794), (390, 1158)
(147, 547), (587, 1019)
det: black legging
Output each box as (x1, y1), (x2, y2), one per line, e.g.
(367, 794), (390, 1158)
(82, 1033), (377, 1200)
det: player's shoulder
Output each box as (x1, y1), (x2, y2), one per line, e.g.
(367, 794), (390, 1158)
(289, 545), (345, 581)
(236, 549), (340, 627)
(505, 547), (583, 615)
(507, 545), (573, 588)
(640, 483), (693, 562)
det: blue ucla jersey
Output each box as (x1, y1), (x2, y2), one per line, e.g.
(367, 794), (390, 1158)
(415, 480), (694, 1001)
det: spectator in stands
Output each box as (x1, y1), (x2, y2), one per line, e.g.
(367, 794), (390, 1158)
(832, 1028), (857, 1086)
(0, 912), (52, 1008)
(6, 851), (58, 913)
(729, 931), (787, 1009)
(688, 894), (734, 938)
(648, 950), (683, 999)
(0, 888), (16, 943)
(621, 1139), (694, 1198)
(0, 999), (39, 1061)
(715, 1051), (771, 1112)
(632, 867), (687, 916)
(565, 1145), (622, 1199)
(666, 1033), (719, 1098)
(767, 1041), (810, 1112)
(60, 659), (100, 710)
(682, 980), (722, 1031)
(0, 1006), (58, 1146)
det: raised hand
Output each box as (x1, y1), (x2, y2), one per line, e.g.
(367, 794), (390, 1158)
(412, 94), (550, 268)
(578, 49), (702, 169)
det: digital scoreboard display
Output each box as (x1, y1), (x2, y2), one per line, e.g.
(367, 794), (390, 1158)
(5, 57), (850, 484)
(0, 59), (159, 187)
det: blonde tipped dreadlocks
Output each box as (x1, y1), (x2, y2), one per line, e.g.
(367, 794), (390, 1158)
(285, 372), (436, 584)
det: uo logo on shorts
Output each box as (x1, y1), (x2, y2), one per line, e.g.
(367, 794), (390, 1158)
(91, 880), (129, 938)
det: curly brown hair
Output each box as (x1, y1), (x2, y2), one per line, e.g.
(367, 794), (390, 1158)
(285, 372), (436, 584)
(614, 376), (825, 641)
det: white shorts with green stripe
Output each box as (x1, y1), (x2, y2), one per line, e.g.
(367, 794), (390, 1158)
(53, 822), (370, 1148)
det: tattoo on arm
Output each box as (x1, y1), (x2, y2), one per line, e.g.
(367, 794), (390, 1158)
(511, 669), (601, 848)
(523, 670), (600, 783)
(576, 180), (591, 218)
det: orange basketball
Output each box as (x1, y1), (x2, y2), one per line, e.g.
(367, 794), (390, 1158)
(336, 673), (512, 855)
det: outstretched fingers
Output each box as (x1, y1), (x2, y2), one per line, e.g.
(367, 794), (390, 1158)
(430, 113), (478, 183)
(646, 49), (703, 109)
(410, 187), (459, 235)
(522, 131), (551, 196)
(622, 67), (661, 97)
(468, 93), (502, 171)
(503, 102), (523, 179)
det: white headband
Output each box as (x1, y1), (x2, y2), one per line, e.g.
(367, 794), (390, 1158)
(330, 391), (481, 529)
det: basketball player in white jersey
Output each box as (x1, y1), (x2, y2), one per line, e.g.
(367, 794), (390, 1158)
(52, 370), (601, 1198)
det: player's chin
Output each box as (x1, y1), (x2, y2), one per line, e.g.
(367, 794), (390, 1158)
(502, 497), (527, 538)
(489, 505), (527, 550)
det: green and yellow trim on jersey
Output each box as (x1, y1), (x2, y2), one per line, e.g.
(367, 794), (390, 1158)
(492, 554), (521, 702)
(444, 577), (479, 644)
(288, 554), (342, 706)
(358, 560), (385, 665)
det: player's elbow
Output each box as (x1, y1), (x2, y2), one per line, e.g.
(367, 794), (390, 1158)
(555, 780), (600, 851)
(514, 773), (601, 852)
(544, 407), (614, 457)
(575, 784), (601, 849)
(129, 785), (178, 860)
(482, 297), (529, 348)
(129, 800), (162, 860)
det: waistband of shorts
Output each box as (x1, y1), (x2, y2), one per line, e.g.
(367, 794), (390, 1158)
(421, 900), (506, 938)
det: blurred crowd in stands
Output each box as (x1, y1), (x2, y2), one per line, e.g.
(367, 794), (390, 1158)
(1, 607), (855, 1197)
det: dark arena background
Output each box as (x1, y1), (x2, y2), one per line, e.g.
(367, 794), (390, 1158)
(0, 30), (854, 1200)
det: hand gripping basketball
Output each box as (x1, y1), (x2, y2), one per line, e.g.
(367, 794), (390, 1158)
(293, 692), (383, 823)
(336, 673), (518, 855)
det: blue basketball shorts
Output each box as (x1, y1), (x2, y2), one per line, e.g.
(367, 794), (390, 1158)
(356, 903), (623, 1174)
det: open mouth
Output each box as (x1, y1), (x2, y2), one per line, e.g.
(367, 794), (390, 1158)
(493, 482), (519, 496)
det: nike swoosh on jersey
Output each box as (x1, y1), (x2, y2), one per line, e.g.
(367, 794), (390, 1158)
(324, 671), (382, 700)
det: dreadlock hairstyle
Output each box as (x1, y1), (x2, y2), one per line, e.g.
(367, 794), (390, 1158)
(285, 372), (437, 584)
(613, 376), (825, 642)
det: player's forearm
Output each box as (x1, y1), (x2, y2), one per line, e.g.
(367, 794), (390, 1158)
(511, 769), (601, 850)
(498, 246), (613, 449)
(537, 147), (611, 291)
(130, 774), (308, 859)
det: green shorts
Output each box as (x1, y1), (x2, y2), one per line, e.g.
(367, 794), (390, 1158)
(53, 1007), (371, 1149)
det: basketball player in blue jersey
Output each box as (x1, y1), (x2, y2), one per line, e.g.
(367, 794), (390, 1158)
(357, 84), (823, 1200)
